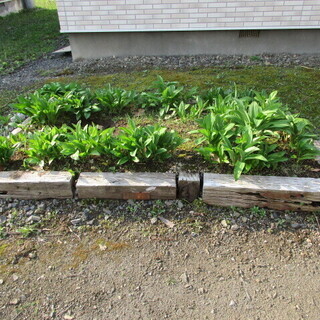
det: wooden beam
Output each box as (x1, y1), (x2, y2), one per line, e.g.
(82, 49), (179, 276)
(203, 173), (320, 212)
(0, 171), (73, 199)
(315, 140), (320, 164)
(178, 172), (201, 202)
(76, 172), (176, 200)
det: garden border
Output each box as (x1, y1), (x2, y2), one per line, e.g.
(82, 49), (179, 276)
(0, 170), (319, 212)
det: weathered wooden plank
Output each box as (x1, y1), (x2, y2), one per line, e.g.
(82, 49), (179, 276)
(315, 140), (320, 164)
(0, 171), (73, 199)
(178, 172), (200, 202)
(76, 172), (176, 200)
(203, 173), (320, 212)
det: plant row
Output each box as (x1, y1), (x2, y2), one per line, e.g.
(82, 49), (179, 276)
(11, 77), (266, 125)
(1, 120), (185, 168)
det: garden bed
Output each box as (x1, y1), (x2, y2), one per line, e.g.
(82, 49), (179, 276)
(0, 76), (319, 210)
(1, 78), (319, 176)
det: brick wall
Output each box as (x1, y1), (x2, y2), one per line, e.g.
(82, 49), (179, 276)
(56, 0), (320, 32)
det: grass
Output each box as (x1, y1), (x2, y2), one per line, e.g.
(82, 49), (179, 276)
(0, 0), (62, 74)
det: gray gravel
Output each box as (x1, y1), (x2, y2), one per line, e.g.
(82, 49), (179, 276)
(0, 197), (317, 239)
(1, 53), (320, 91)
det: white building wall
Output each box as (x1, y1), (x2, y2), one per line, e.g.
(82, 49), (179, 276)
(56, 0), (320, 33)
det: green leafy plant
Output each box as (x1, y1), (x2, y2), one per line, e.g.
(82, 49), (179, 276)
(95, 85), (137, 115)
(13, 82), (99, 124)
(61, 88), (99, 120)
(193, 90), (318, 180)
(24, 126), (67, 167)
(13, 92), (64, 125)
(0, 136), (15, 165)
(114, 119), (185, 164)
(140, 76), (185, 113)
(60, 122), (115, 160)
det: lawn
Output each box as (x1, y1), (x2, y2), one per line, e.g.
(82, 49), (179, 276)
(0, 0), (62, 74)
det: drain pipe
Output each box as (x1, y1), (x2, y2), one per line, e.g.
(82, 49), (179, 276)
(22, 0), (34, 9)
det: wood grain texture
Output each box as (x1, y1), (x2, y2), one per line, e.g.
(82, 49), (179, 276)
(0, 171), (73, 199)
(203, 173), (320, 212)
(315, 140), (320, 164)
(76, 172), (176, 200)
(178, 172), (201, 202)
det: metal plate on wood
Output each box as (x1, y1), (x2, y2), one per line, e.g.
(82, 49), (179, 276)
(178, 172), (201, 202)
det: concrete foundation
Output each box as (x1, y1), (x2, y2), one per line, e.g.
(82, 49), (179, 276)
(0, 0), (34, 17)
(69, 29), (320, 60)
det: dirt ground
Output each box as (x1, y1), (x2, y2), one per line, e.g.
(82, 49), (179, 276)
(0, 219), (319, 320)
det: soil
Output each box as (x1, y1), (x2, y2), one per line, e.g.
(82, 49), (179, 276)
(0, 219), (320, 320)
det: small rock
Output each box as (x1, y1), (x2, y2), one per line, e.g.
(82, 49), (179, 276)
(86, 219), (95, 226)
(231, 224), (239, 231)
(233, 212), (240, 218)
(70, 218), (82, 226)
(63, 315), (74, 320)
(26, 215), (41, 223)
(34, 208), (44, 215)
(12, 274), (19, 282)
(150, 217), (157, 225)
(221, 220), (228, 228)
(9, 298), (20, 305)
(291, 223), (301, 229)
(177, 201), (184, 209)
(0, 215), (7, 224)
(103, 209), (111, 215)
(198, 288), (205, 294)
(0, 279), (4, 285)
(28, 252), (37, 259)
(241, 217), (248, 223)
(180, 272), (189, 283)
(229, 300), (236, 307)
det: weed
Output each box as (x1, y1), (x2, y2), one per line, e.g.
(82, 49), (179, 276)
(167, 277), (178, 286)
(150, 200), (166, 217)
(16, 224), (39, 238)
(250, 206), (267, 218)
(0, 227), (7, 239)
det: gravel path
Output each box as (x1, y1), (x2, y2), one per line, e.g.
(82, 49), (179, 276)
(1, 53), (320, 91)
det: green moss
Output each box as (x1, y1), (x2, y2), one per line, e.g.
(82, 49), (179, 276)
(0, 243), (8, 256)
